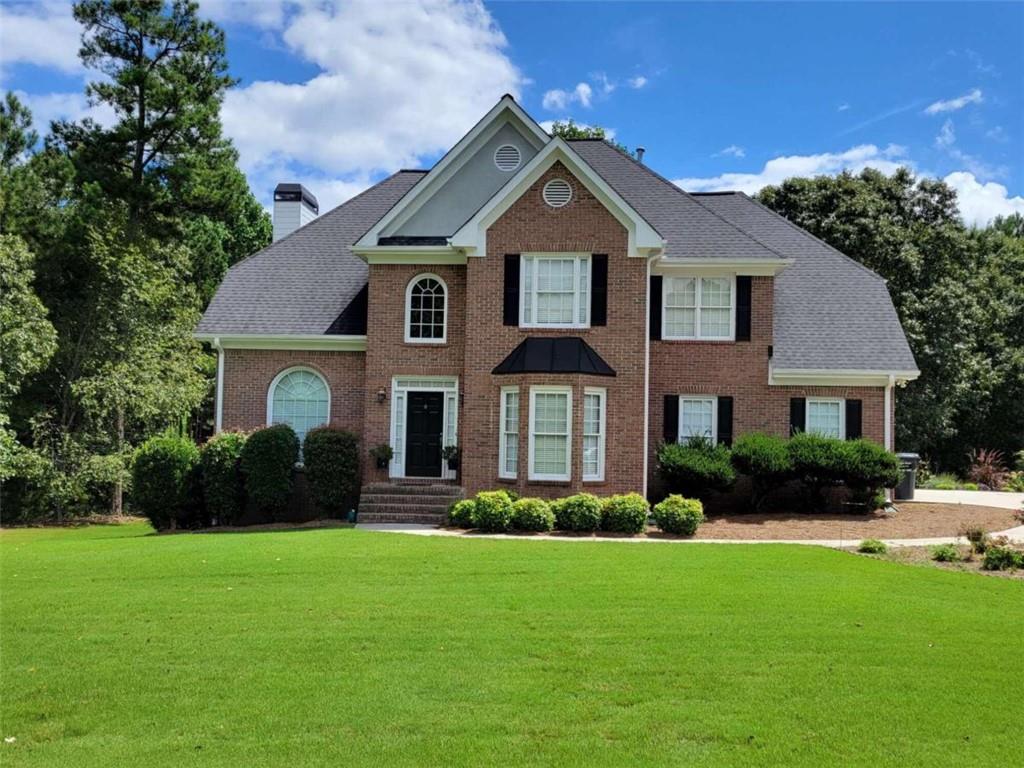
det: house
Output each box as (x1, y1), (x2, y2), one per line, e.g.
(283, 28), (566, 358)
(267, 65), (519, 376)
(196, 95), (918, 519)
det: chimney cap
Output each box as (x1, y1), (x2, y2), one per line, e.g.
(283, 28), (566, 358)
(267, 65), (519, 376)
(635, 146), (646, 163)
(274, 182), (319, 213)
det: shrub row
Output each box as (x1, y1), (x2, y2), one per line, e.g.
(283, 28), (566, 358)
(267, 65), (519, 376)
(131, 424), (360, 531)
(657, 433), (901, 512)
(447, 490), (704, 537)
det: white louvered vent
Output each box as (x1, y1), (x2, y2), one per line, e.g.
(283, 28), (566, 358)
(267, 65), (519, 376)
(542, 178), (573, 208)
(494, 144), (521, 172)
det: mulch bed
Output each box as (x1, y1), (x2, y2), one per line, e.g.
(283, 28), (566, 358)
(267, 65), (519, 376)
(691, 502), (1019, 541)
(859, 545), (1024, 581)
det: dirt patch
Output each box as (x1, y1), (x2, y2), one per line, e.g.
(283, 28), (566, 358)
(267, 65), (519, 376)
(854, 545), (1024, 581)
(690, 502), (1019, 541)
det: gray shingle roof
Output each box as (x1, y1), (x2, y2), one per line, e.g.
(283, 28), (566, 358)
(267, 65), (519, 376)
(691, 192), (917, 372)
(197, 171), (424, 336)
(569, 140), (784, 261)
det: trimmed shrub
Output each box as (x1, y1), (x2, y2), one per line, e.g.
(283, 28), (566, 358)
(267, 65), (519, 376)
(730, 433), (794, 511)
(511, 498), (555, 532)
(788, 433), (849, 511)
(857, 538), (887, 554)
(962, 526), (990, 554)
(556, 493), (603, 532)
(473, 490), (514, 532)
(240, 424), (299, 517)
(843, 439), (900, 509)
(601, 493), (649, 534)
(930, 543), (961, 562)
(652, 495), (704, 536)
(131, 435), (200, 531)
(447, 499), (476, 528)
(981, 546), (1023, 571)
(923, 473), (960, 490)
(656, 437), (736, 499)
(199, 431), (247, 525)
(303, 427), (360, 517)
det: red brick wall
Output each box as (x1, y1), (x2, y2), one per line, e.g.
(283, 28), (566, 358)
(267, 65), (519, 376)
(459, 161), (647, 497)
(220, 349), (365, 434)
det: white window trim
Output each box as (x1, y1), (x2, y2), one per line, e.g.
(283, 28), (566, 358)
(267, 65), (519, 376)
(404, 273), (448, 345)
(677, 395), (718, 445)
(389, 377), (459, 479)
(805, 397), (846, 439)
(498, 386), (519, 479)
(528, 385), (573, 482)
(519, 253), (591, 329)
(662, 275), (737, 341)
(582, 387), (606, 482)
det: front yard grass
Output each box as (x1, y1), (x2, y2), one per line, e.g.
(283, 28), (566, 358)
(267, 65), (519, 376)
(1, 524), (1019, 766)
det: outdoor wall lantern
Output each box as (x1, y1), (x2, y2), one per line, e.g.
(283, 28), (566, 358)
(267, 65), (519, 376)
(376, 388), (387, 403)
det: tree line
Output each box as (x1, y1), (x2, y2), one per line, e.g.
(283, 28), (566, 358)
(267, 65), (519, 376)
(2, 1), (1021, 521)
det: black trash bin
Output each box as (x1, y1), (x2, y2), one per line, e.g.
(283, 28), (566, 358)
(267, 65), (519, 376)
(895, 452), (921, 501)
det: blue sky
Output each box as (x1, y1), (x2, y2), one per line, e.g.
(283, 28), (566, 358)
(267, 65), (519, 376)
(2, 1), (1022, 224)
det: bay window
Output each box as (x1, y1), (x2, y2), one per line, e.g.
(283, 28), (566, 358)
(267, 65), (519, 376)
(582, 388), (606, 481)
(499, 387), (519, 479)
(528, 387), (572, 481)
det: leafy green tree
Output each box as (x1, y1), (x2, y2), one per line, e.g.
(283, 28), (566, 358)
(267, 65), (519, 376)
(548, 119), (631, 156)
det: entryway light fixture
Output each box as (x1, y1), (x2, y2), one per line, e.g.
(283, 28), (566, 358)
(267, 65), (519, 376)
(376, 388), (387, 403)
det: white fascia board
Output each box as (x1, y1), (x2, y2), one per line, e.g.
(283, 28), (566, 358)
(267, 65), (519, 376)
(194, 333), (367, 352)
(355, 96), (550, 248)
(352, 246), (467, 265)
(653, 257), (793, 276)
(770, 367), (921, 386)
(450, 138), (665, 258)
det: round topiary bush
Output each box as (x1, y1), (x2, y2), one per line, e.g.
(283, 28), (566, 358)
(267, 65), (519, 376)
(473, 490), (514, 532)
(652, 495), (704, 536)
(557, 493), (603, 532)
(447, 499), (476, 528)
(132, 435), (200, 531)
(303, 427), (360, 517)
(240, 424), (299, 517)
(511, 498), (555, 532)
(601, 493), (649, 533)
(199, 431), (247, 525)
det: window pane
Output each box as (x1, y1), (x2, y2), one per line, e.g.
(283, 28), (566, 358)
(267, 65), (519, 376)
(408, 277), (446, 340)
(701, 278), (731, 308)
(666, 277), (696, 308)
(699, 308), (731, 337)
(501, 390), (519, 476)
(578, 258), (588, 325)
(272, 370), (329, 451)
(521, 256), (589, 327)
(531, 391), (569, 477)
(583, 392), (603, 479)
(680, 398), (714, 441)
(665, 307), (696, 338)
(807, 401), (842, 438)
(533, 435), (567, 475)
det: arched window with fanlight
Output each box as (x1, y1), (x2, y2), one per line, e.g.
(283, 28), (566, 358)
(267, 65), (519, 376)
(267, 367), (330, 449)
(405, 274), (447, 344)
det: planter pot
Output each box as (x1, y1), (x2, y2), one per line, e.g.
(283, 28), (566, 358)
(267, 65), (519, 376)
(347, 509), (358, 523)
(447, 457), (460, 471)
(375, 457), (389, 470)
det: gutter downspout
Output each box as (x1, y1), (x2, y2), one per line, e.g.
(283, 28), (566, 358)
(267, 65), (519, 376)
(884, 373), (895, 501)
(642, 256), (653, 499)
(213, 337), (224, 434)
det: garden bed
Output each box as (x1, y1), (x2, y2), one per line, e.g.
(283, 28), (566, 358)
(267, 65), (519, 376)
(855, 544), (1024, 580)
(692, 501), (1019, 540)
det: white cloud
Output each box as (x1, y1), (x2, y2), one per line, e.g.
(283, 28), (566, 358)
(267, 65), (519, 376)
(932, 118), (1005, 180)
(220, 0), (525, 205)
(714, 145), (745, 159)
(542, 82), (592, 111)
(675, 145), (909, 194)
(199, 0), (294, 30)
(985, 125), (1008, 143)
(627, 76), (648, 89)
(16, 90), (117, 133)
(593, 72), (615, 95)
(935, 119), (956, 149)
(0, 1), (83, 77)
(944, 172), (1024, 227)
(924, 88), (983, 115)
(837, 103), (850, 112)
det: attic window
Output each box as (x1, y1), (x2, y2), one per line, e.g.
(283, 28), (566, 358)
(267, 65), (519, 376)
(494, 144), (521, 172)
(542, 178), (572, 208)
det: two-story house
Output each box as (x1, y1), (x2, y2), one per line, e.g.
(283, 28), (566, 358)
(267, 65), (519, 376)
(196, 95), (918, 519)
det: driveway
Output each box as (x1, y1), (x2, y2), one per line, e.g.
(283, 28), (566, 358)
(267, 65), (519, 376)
(912, 489), (1024, 509)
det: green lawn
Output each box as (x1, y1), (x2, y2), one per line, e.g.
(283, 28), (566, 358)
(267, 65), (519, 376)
(1, 525), (1019, 767)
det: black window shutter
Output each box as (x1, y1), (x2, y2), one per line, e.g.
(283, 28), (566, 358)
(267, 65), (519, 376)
(591, 254), (608, 326)
(845, 399), (863, 440)
(503, 254), (520, 326)
(789, 398), (806, 436)
(717, 397), (734, 446)
(650, 275), (663, 340)
(663, 395), (678, 443)
(736, 276), (752, 341)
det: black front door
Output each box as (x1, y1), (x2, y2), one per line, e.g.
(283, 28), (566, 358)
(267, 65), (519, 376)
(406, 392), (444, 477)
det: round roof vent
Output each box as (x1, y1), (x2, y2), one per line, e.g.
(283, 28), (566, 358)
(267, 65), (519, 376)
(542, 178), (573, 208)
(494, 144), (521, 172)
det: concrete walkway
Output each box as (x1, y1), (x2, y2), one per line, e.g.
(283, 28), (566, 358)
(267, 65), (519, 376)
(357, 490), (1024, 549)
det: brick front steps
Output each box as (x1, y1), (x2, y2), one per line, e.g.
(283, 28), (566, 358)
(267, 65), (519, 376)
(358, 481), (464, 525)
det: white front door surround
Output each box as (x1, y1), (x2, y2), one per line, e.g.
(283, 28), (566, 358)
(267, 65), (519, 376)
(389, 376), (458, 479)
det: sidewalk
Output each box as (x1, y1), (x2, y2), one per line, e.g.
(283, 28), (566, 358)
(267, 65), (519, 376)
(911, 489), (1024, 509)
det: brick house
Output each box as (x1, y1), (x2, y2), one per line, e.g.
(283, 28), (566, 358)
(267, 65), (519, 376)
(197, 96), (918, 519)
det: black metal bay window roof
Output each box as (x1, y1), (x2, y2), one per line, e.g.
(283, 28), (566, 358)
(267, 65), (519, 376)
(492, 337), (616, 376)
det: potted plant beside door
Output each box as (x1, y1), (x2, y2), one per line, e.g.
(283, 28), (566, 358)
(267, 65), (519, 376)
(369, 443), (393, 470)
(442, 445), (461, 471)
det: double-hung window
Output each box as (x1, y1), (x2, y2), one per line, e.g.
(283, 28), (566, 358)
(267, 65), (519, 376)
(678, 396), (718, 444)
(528, 387), (572, 481)
(582, 388), (606, 481)
(499, 387), (519, 479)
(521, 254), (590, 327)
(806, 398), (845, 439)
(663, 276), (734, 340)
